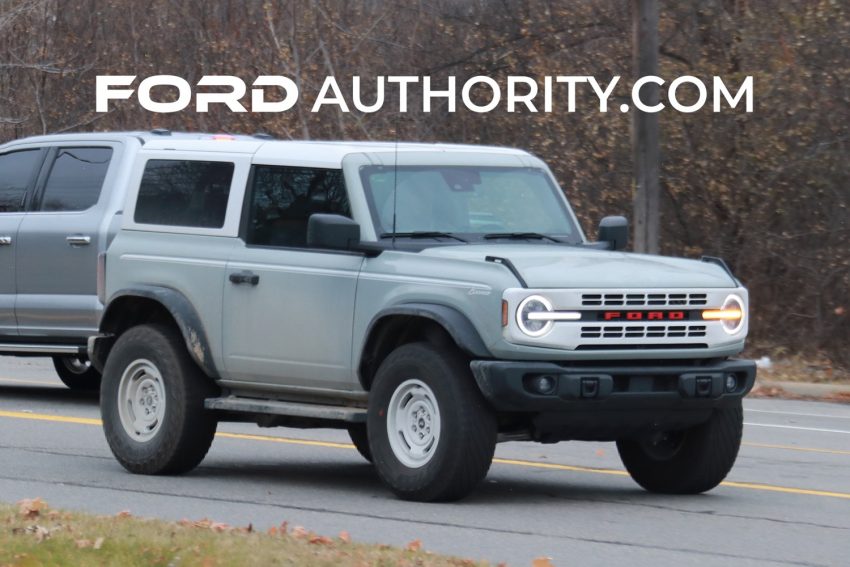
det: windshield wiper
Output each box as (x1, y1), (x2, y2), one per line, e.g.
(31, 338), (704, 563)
(483, 232), (564, 243)
(381, 231), (468, 243)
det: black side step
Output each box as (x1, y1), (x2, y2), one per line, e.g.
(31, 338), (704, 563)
(204, 396), (366, 423)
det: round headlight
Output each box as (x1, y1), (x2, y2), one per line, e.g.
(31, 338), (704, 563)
(721, 294), (745, 335)
(516, 295), (554, 337)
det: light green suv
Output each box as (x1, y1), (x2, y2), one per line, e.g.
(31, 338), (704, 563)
(90, 134), (756, 502)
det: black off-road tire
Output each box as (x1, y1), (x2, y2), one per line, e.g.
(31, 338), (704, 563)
(616, 403), (744, 494)
(347, 424), (373, 463)
(100, 324), (218, 475)
(52, 355), (102, 391)
(368, 342), (497, 502)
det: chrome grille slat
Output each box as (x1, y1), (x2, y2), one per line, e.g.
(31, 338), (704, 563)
(581, 291), (708, 307)
(580, 324), (707, 340)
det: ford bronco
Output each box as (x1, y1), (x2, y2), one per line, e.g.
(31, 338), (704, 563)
(88, 134), (755, 501)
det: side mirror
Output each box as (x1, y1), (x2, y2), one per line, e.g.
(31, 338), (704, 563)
(597, 216), (628, 251)
(307, 214), (360, 251)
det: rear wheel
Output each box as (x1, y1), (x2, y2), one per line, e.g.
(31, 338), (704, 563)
(616, 403), (743, 494)
(368, 342), (497, 502)
(101, 324), (218, 475)
(52, 355), (101, 391)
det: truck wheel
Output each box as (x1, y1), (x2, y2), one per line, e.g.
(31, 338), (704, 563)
(616, 403), (743, 494)
(347, 424), (372, 463)
(100, 324), (218, 475)
(367, 342), (497, 502)
(52, 355), (101, 391)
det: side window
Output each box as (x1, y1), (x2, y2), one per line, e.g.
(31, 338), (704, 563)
(39, 147), (113, 212)
(134, 160), (234, 228)
(246, 166), (350, 248)
(0, 149), (43, 213)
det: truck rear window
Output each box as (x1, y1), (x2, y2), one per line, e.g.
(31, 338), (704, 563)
(134, 160), (234, 228)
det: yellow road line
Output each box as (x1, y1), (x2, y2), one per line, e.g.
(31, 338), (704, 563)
(216, 431), (355, 450)
(722, 481), (850, 500)
(492, 457), (629, 476)
(0, 409), (102, 426)
(2, 409), (849, 500)
(743, 441), (850, 456)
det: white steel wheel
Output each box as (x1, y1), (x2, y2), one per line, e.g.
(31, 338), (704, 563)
(386, 378), (442, 468)
(117, 358), (167, 442)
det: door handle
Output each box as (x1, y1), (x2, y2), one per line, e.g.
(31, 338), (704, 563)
(0, 236), (11, 246)
(229, 271), (260, 285)
(66, 235), (92, 246)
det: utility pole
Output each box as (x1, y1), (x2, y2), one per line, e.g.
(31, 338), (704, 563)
(631, 0), (660, 254)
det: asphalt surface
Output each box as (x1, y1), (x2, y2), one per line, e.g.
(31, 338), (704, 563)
(0, 358), (848, 566)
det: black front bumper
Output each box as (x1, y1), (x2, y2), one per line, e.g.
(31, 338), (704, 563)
(470, 358), (756, 442)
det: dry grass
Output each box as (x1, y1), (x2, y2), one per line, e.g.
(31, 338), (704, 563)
(0, 499), (488, 567)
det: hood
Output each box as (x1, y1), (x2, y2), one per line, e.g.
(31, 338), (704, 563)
(418, 244), (737, 289)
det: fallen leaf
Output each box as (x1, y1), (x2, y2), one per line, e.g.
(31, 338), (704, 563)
(308, 535), (334, 545)
(405, 539), (422, 552)
(17, 498), (47, 519)
(291, 526), (310, 539)
(76, 539), (92, 549)
(31, 525), (50, 543)
(338, 530), (351, 543)
(532, 557), (554, 567)
(94, 537), (105, 550)
(116, 510), (132, 518)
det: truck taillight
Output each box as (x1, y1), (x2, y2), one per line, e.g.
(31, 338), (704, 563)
(97, 252), (106, 304)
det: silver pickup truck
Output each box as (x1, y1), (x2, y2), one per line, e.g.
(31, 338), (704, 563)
(0, 131), (262, 389)
(83, 134), (756, 502)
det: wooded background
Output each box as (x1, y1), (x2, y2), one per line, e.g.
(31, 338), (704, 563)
(1, 0), (848, 367)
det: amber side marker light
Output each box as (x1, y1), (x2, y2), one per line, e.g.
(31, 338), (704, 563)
(501, 300), (509, 327)
(702, 308), (743, 321)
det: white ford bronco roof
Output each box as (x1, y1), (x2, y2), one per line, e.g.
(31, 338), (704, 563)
(2, 131), (531, 169)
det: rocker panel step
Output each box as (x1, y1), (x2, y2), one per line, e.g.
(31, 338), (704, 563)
(204, 396), (367, 423)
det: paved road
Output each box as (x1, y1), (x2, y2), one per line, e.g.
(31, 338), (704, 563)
(0, 358), (848, 566)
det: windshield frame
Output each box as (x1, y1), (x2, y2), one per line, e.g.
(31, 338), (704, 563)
(357, 164), (584, 246)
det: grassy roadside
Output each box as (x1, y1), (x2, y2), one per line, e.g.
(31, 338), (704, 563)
(753, 355), (850, 385)
(0, 499), (488, 567)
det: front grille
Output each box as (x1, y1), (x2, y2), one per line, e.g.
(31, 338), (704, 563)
(580, 324), (707, 339)
(581, 292), (708, 307)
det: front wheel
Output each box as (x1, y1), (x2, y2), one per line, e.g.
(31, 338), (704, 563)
(52, 355), (101, 391)
(100, 324), (218, 475)
(368, 342), (497, 502)
(616, 403), (744, 494)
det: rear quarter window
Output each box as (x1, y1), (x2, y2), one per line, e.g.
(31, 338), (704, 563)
(134, 160), (234, 228)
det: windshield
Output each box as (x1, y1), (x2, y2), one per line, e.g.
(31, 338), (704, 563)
(359, 166), (582, 244)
